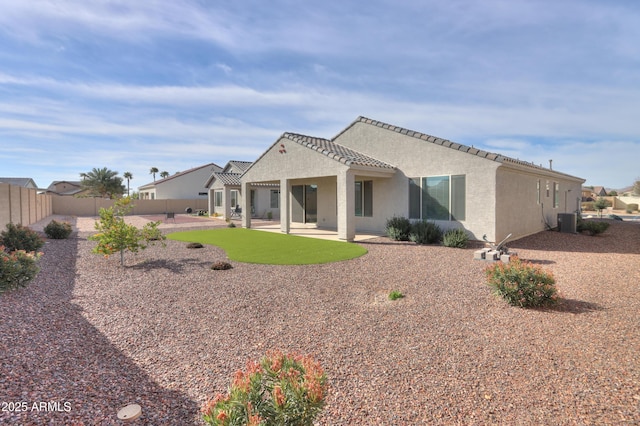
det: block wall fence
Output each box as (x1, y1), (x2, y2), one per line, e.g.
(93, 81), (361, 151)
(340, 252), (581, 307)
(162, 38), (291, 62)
(1, 183), (208, 229)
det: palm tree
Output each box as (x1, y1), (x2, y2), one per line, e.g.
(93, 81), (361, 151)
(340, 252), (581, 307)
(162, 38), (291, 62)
(80, 167), (125, 198)
(149, 167), (159, 181)
(160, 171), (170, 179)
(123, 172), (133, 197)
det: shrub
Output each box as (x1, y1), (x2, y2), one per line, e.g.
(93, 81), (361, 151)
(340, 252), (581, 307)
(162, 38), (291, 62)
(578, 219), (610, 236)
(0, 247), (42, 293)
(202, 351), (327, 426)
(485, 257), (558, 308)
(409, 220), (442, 244)
(227, 222), (237, 228)
(385, 216), (412, 241)
(186, 242), (204, 249)
(44, 220), (73, 239)
(88, 198), (166, 266)
(581, 202), (595, 211)
(211, 261), (233, 270)
(442, 228), (469, 248)
(0, 223), (44, 253)
(388, 290), (404, 301)
(627, 203), (638, 212)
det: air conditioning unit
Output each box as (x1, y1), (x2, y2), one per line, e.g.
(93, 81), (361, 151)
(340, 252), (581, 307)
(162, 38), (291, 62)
(557, 213), (577, 233)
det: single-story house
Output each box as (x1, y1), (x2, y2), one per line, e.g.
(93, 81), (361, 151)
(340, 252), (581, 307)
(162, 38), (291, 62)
(205, 161), (279, 220)
(240, 116), (585, 242)
(45, 180), (90, 197)
(0, 177), (39, 189)
(139, 163), (222, 200)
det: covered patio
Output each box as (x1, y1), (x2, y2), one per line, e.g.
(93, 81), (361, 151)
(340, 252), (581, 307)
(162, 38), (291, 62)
(250, 221), (383, 242)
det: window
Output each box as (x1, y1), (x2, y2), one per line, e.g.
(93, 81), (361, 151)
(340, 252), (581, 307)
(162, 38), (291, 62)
(270, 190), (280, 208)
(214, 190), (223, 207)
(230, 190), (239, 208)
(553, 182), (559, 208)
(355, 180), (373, 217)
(409, 175), (466, 221)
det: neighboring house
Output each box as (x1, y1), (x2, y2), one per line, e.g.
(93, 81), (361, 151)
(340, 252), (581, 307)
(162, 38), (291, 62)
(0, 177), (39, 189)
(45, 181), (89, 196)
(582, 186), (608, 201)
(205, 161), (279, 220)
(138, 163), (222, 200)
(241, 116), (585, 242)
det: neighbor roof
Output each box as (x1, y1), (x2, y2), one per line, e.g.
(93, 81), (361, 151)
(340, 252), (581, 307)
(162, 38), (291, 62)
(139, 163), (222, 189)
(210, 172), (242, 186)
(0, 177), (38, 188)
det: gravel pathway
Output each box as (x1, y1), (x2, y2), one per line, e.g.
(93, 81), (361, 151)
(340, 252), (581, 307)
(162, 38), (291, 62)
(1, 217), (639, 425)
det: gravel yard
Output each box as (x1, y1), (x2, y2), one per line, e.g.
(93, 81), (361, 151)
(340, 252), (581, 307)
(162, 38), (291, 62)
(1, 216), (639, 425)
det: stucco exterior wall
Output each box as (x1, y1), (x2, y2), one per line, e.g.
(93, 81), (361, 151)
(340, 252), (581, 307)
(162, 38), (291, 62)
(334, 122), (500, 240)
(154, 167), (212, 199)
(495, 166), (584, 241)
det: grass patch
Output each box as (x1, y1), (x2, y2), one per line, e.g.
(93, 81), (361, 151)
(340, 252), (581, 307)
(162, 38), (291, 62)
(167, 228), (367, 265)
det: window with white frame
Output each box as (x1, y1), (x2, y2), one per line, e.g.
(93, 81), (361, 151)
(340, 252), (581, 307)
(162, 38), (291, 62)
(270, 190), (280, 208)
(230, 190), (239, 209)
(214, 190), (223, 207)
(355, 180), (373, 217)
(409, 175), (466, 221)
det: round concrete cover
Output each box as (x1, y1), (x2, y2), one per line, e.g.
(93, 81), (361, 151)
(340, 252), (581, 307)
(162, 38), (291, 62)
(117, 404), (142, 421)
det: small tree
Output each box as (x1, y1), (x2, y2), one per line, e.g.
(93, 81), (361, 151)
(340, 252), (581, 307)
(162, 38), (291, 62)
(160, 171), (170, 179)
(88, 198), (165, 266)
(594, 197), (610, 218)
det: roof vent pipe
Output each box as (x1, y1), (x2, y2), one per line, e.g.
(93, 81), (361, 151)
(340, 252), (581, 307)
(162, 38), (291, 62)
(549, 159), (553, 170)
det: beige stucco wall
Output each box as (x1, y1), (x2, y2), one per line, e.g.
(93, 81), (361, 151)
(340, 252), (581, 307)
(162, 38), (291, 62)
(495, 166), (584, 241)
(335, 122), (500, 239)
(0, 183), (53, 228)
(51, 195), (207, 216)
(140, 165), (216, 200)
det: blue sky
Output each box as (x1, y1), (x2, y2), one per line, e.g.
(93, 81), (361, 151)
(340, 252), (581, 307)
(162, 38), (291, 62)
(1, 0), (639, 190)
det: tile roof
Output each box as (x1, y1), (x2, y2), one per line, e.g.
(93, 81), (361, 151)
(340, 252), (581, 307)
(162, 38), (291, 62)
(0, 177), (38, 188)
(347, 116), (583, 179)
(282, 133), (395, 169)
(225, 161), (253, 173)
(212, 172), (241, 186)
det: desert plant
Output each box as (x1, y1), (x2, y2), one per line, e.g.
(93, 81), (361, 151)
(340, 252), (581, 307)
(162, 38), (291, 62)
(227, 222), (236, 228)
(577, 219), (610, 236)
(0, 247), (42, 293)
(442, 228), (469, 248)
(388, 290), (404, 301)
(581, 202), (595, 211)
(0, 223), (44, 253)
(627, 203), (638, 212)
(485, 257), (558, 308)
(202, 350), (327, 426)
(594, 197), (611, 217)
(186, 242), (204, 249)
(88, 198), (165, 266)
(385, 216), (412, 241)
(44, 220), (73, 239)
(409, 220), (442, 244)
(211, 261), (233, 270)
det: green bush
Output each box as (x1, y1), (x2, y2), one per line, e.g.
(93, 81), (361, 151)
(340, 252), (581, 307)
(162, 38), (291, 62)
(409, 220), (442, 244)
(578, 219), (610, 236)
(485, 257), (557, 308)
(0, 248), (42, 293)
(0, 223), (44, 253)
(581, 202), (595, 211)
(44, 220), (73, 239)
(442, 228), (469, 248)
(388, 290), (404, 301)
(385, 216), (412, 241)
(627, 203), (638, 212)
(202, 351), (327, 426)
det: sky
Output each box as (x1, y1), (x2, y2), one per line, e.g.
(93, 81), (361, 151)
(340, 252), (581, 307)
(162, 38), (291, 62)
(1, 0), (639, 191)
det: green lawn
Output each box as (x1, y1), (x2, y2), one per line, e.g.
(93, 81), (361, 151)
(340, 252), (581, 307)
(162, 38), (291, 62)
(166, 228), (368, 265)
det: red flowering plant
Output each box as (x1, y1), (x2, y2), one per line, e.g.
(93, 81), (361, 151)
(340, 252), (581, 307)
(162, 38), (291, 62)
(485, 256), (558, 308)
(202, 350), (328, 426)
(0, 246), (42, 293)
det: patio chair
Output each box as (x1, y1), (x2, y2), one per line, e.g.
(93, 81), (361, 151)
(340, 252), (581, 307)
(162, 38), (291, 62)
(230, 205), (242, 219)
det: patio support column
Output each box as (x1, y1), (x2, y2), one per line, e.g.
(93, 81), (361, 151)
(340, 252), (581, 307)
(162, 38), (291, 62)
(337, 169), (355, 241)
(280, 178), (290, 234)
(241, 181), (251, 229)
